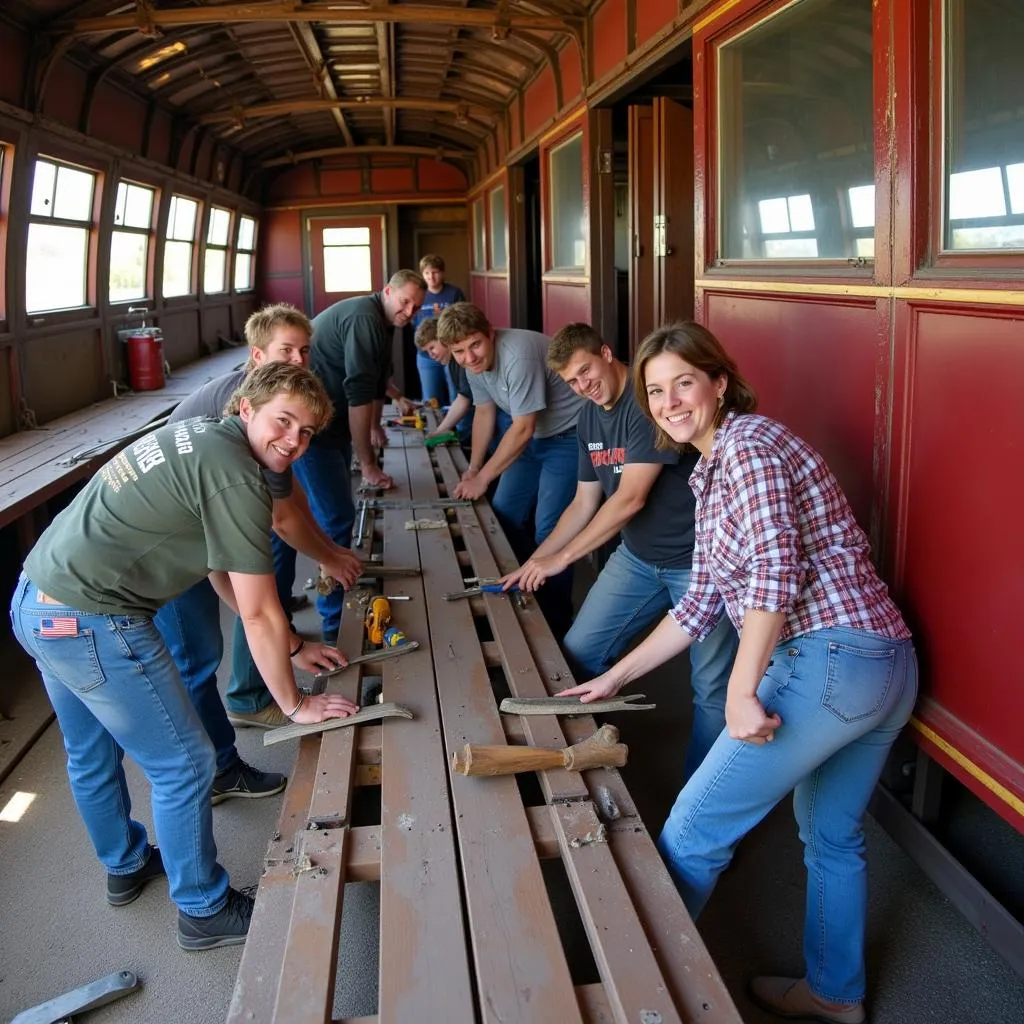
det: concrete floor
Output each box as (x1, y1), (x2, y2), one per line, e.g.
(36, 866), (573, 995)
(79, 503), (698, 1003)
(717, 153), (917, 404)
(1, 563), (1023, 1023)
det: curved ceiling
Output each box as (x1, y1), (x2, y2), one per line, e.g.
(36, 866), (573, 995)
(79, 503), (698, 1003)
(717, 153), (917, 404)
(9, 1), (589, 178)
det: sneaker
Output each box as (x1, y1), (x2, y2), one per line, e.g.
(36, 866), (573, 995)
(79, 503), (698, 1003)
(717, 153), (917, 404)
(211, 760), (287, 805)
(226, 704), (290, 730)
(749, 977), (865, 1024)
(177, 887), (255, 951)
(107, 846), (166, 907)
(287, 594), (309, 612)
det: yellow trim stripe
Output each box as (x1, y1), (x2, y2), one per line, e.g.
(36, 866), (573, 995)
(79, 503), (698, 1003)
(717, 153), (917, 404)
(700, 279), (1024, 306)
(538, 104), (586, 148)
(909, 717), (1024, 818)
(695, 0), (748, 35)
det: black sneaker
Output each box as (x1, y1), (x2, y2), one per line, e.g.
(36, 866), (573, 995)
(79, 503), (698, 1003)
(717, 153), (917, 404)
(211, 760), (287, 805)
(107, 846), (166, 907)
(177, 887), (254, 951)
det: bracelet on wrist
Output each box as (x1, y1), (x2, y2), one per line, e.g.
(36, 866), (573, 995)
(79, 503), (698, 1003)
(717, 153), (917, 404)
(284, 694), (305, 719)
(289, 637), (305, 658)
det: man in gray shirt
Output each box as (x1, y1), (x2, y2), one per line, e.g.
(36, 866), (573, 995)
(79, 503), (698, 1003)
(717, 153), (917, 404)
(437, 302), (583, 637)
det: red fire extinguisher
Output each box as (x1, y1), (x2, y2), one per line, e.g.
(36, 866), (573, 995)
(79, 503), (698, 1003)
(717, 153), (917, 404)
(125, 327), (166, 391)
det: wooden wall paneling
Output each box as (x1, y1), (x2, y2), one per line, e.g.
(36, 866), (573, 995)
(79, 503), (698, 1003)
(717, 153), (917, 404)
(588, 107), (617, 346)
(543, 281), (591, 334)
(592, 0), (630, 82)
(637, 0), (682, 48)
(653, 97), (695, 323)
(628, 104), (654, 352)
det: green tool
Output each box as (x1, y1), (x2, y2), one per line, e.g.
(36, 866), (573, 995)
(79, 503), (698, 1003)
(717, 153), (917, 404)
(424, 431), (460, 449)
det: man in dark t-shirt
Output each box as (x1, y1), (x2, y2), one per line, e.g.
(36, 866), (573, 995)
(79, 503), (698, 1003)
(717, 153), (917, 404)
(10, 363), (358, 951)
(500, 323), (739, 780)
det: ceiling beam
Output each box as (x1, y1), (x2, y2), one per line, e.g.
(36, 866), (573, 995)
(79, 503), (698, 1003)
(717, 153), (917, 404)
(376, 8), (395, 147)
(60, 3), (580, 37)
(262, 144), (472, 168)
(198, 96), (496, 126)
(289, 15), (355, 147)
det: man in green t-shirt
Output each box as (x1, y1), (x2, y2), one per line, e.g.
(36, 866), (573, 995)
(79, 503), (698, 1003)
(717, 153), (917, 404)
(10, 363), (358, 951)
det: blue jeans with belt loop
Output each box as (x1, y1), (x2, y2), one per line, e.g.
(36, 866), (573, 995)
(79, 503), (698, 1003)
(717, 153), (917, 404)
(10, 573), (231, 917)
(657, 626), (918, 1005)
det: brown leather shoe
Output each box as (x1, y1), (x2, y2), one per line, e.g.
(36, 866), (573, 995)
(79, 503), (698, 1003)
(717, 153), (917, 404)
(749, 977), (865, 1024)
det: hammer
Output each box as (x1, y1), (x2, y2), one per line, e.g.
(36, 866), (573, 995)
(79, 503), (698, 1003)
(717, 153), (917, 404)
(451, 724), (627, 777)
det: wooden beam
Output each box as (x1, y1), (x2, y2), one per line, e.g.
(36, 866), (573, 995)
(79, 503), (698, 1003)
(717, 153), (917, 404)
(376, 15), (395, 147)
(290, 18), (355, 147)
(199, 96), (497, 126)
(262, 145), (472, 168)
(61, 3), (581, 37)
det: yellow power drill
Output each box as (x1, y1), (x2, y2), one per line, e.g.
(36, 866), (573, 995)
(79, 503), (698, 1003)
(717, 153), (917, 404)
(365, 596), (407, 647)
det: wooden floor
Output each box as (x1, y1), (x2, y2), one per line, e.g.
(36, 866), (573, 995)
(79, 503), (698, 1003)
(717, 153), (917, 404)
(229, 420), (741, 1024)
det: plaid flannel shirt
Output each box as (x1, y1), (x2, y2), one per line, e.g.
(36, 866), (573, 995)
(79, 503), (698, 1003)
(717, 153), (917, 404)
(671, 412), (910, 643)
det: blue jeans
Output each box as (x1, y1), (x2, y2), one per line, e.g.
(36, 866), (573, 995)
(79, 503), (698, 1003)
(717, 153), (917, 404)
(416, 351), (456, 405)
(153, 578), (238, 774)
(657, 627), (918, 1005)
(563, 542), (738, 779)
(11, 574), (231, 917)
(227, 530), (297, 714)
(293, 439), (354, 641)
(492, 430), (579, 637)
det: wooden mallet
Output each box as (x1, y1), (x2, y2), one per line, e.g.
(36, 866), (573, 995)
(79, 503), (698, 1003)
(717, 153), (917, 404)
(451, 724), (627, 777)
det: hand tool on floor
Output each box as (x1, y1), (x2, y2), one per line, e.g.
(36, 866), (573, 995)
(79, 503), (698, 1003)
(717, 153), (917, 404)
(313, 640), (421, 681)
(499, 694), (656, 715)
(263, 701), (414, 746)
(385, 412), (425, 429)
(451, 724), (627, 777)
(12, 970), (141, 1024)
(443, 582), (520, 600)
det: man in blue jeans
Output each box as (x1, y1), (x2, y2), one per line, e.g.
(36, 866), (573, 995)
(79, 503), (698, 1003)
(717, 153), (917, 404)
(437, 302), (583, 639)
(10, 363), (358, 950)
(500, 323), (738, 779)
(300, 269), (425, 642)
(412, 254), (465, 404)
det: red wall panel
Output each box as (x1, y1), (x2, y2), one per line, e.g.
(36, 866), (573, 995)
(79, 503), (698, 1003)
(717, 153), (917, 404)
(524, 67), (557, 141)
(320, 169), (362, 195)
(417, 160), (466, 192)
(371, 166), (415, 193)
(91, 83), (146, 153)
(703, 291), (882, 531)
(259, 208), (304, 306)
(469, 275), (488, 310)
(148, 109), (172, 166)
(0, 27), (28, 104)
(559, 41), (583, 104)
(40, 61), (86, 130)
(637, 0), (678, 47)
(894, 306), (1024, 787)
(267, 166), (319, 201)
(193, 133), (215, 182)
(592, 0), (628, 82)
(542, 281), (590, 335)
(485, 276), (511, 328)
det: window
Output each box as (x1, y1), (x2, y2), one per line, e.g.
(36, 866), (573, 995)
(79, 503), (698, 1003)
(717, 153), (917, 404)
(489, 186), (507, 270)
(235, 214), (256, 290)
(471, 197), (485, 271)
(26, 157), (96, 313)
(203, 205), (231, 293)
(322, 226), (372, 292)
(943, 2), (1024, 250)
(163, 194), (198, 297)
(109, 180), (155, 302)
(718, 0), (874, 260)
(548, 133), (585, 269)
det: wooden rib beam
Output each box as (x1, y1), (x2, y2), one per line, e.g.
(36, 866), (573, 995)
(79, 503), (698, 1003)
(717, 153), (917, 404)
(61, 3), (582, 36)
(199, 96), (497, 126)
(262, 144), (473, 168)
(289, 21), (355, 147)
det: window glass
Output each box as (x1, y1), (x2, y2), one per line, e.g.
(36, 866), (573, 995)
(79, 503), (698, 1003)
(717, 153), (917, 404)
(489, 186), (507, 270)
(322, 226), (371, 291)
(234, 253), (253, 291)
(235, 214), (256, 290)
(237, 215), (256, 250)
(164, 195), (198, 296)
(110, 181), (155, 302)
(203, 248), (226, 293)
(718, 0), (874, 260)
(207, 206), (231, 245)
(472, 197), (485, 271)
(26, 157), (96, 312)
(549, 133), (585, 269)
(944, 2), (1024, 250)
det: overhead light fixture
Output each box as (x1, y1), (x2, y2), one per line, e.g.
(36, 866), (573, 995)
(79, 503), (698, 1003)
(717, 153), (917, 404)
(137, 40), (187, 71)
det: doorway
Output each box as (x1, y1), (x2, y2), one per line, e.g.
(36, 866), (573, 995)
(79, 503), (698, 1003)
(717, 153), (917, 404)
(307, 214), (386, 315)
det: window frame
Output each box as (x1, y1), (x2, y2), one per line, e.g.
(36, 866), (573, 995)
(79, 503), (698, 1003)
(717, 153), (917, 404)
(545, 129), (588, 274)
(25, 153), (101, 317)
(471, 196), (486, 272)
(162, 192), (201, 300)
(0, 140), (11, 330)
(488, 184), (508, 271)
(202, 204), (232, 295)
(234, 213), (257, 292)
(108, 178), (157, 306)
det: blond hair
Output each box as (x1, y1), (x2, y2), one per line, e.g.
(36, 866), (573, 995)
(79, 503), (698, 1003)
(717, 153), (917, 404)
(243, 303), (312, 371)
(418, 254), (445, 272)
(226, 362), (334, 432)
(388, 268), (427, 291)
(436, 302), (491, 347)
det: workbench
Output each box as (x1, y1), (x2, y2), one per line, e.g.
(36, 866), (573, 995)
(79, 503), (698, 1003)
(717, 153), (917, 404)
(228, 421), (741, 1024)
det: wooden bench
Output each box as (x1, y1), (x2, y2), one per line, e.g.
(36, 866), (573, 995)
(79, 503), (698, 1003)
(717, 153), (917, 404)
(229, 418), (741, 1024)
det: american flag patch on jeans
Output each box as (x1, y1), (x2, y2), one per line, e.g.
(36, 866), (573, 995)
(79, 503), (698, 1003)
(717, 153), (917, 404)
(39, 618), (79, 637)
